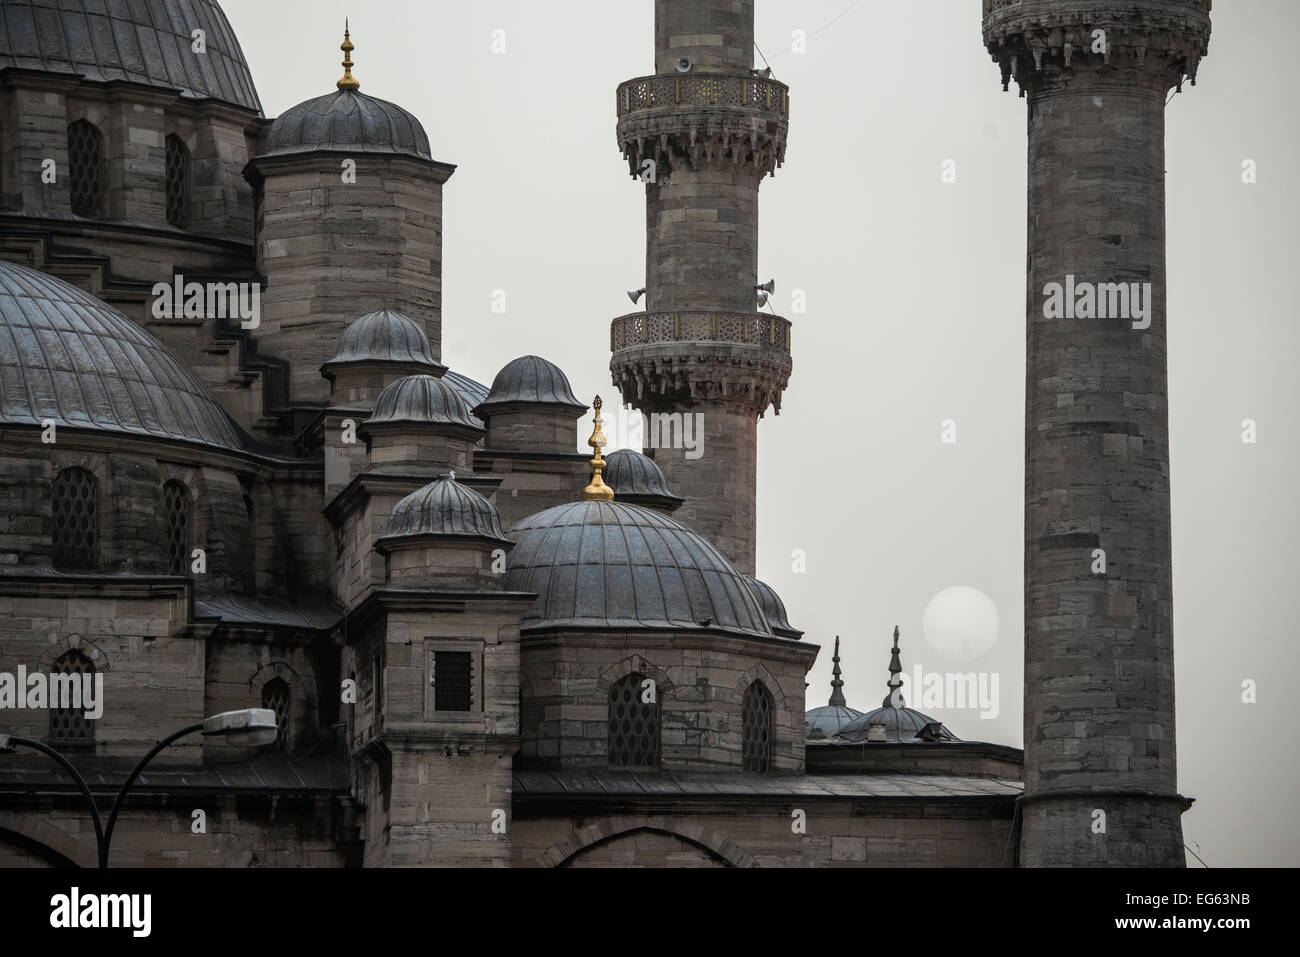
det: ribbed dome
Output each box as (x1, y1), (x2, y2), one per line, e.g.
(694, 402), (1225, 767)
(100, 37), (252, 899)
(323, 310), (442, 372)
(0, 260), (245, 451)
(503, 501), (774, 638)
(835, 706), (960, 744)
(264, 90), (431, 159)
(474, 355), (586, 416)
(743, 577), (802, 639)
(365, 375), (482, 433)
(378, 476), (509, 549)
(0, 0), (261, 113)
(805, 704), (864, 741)
(605, 449), (683, 508)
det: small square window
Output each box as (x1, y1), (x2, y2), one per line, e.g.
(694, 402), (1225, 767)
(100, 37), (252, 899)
(426, 642), (482, 717)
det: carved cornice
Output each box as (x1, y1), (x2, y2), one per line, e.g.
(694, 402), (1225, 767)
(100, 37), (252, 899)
(983, 0), (1211, 95)
(615, 73), (789, 178)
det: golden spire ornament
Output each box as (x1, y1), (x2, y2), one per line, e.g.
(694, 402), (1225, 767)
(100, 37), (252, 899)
(581, 396), (615, 502)
(337, 19), (360, 91)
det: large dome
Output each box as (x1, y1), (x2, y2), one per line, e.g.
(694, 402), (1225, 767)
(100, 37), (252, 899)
(503, 500), (774, 638)
(264, 90), (432, 160)
(0, 0), (262, 113)
(0, 260), (245, 452)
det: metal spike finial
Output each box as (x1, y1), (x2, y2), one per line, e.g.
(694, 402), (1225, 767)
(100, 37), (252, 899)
(338, 20), (360, 91)
(581, 396), (615, 502)
(883, 624), (905, 709)
(828, 635), (847, 707)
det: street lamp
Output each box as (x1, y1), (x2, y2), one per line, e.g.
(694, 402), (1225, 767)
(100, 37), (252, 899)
(0, 708), (278, 867)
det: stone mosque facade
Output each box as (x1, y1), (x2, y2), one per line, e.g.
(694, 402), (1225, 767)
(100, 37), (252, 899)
(0, 0), (1206, 867)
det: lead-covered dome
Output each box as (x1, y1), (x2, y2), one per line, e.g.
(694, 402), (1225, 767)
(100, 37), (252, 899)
(503, 500), (775, 638)
(744, 577), (802, 639)
(377, 475), (509, 549)
(264, 90), (431, 159)
(605, 449), (684, 510)
(364, 375), (482, 435)
(322, 310), (442, 373)
(0, 0), (262, 113)
(0, 260), (245, 451)
(474, 355), (587, 417)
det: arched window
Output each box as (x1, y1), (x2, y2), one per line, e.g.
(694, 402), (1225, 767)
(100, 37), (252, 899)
(165, 134), (189, 228)
(50, 651), (95, 745)
(608, 672), (660, 769)
(261, 678), (290, 752)
(67, 120), (105, 218)
(162, 480), (191, 575)
(52, 468), (98, 571)
(741, 682), (774, 773)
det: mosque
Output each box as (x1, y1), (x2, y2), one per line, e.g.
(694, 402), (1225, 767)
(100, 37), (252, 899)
(0, 0), (1206, 867)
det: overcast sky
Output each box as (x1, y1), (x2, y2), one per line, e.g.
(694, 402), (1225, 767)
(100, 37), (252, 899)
(221, 0), (1300, 867)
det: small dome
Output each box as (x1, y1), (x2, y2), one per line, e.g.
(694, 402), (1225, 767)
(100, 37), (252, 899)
(0, 260), (245, 451)
(605, 449), (684, 508)
(744, 577), (802, 639)
(504, 500), (774, 638)
(442, 368), (490, 433)
(378, 475), (509, 549)
(474, 355), (587, 417)
(834, 705), (960, 744)
(323, 310), (442, 373)
(0, 0), (262, 114)
(264, 90), (431, 159)
(805, 704), (864, 741)
(364, 375), (482, 434)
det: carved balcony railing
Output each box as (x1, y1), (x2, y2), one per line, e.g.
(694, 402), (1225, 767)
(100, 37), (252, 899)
(610, 310), (792, 355)
(616, 74), (790, 119)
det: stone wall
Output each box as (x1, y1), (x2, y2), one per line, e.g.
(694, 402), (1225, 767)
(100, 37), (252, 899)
(519, 631), (815, 772)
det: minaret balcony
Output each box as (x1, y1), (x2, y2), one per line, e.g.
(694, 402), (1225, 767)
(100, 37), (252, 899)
(609, 310), (792, 414)
(616, 73), (789, 178)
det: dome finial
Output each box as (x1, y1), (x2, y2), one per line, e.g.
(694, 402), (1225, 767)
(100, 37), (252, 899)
(338, 19), (360, 91)
(829, 635), (848, 707)
(581, 396), (615, 502)
(883, 625), (905, 709)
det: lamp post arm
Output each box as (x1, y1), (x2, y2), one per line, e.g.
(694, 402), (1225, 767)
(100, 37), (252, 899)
(101, 722), (203, 867)
(6, 736), (105, 867)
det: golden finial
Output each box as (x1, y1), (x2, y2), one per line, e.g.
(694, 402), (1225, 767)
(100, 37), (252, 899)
(337, 19), (360, 91)
(581, 396), (615, 502)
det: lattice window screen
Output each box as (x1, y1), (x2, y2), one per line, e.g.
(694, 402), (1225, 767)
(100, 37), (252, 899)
(165, 134), (189, 228)
(52, 468), (98, 571)
(261, 677), (290, 751)
(49, 651), (95, 744)
(163, 481), (191, 575)
(741, 682), (774, 773)
(608, 672), (660, 769)
(68, 120), (104, 218)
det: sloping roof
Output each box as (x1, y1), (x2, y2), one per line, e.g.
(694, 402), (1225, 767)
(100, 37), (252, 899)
(0, 0), (262, 113)
(0, 260), (247, 452)
(513, 768), (1022, 800)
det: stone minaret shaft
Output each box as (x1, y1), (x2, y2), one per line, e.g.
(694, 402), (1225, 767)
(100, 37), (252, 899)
(611, 0), (791, 576)
(983, 0), (1210, 866)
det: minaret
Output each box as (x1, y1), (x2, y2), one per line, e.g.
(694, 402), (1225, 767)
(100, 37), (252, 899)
(982, 0), (1211, 866)
(609, 0), (792, 576)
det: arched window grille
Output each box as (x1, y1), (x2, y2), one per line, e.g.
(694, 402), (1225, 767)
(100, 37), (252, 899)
(608, 672), (660, 769)
(165, 134), (189, 228)
(52, 467), (98, 571)
(68, 120), (105, 218)
(741, 682), (775, 773)
(50, 650), (95, 745)
(261, 677), (290, 751)
(162, 480), (191, 575)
